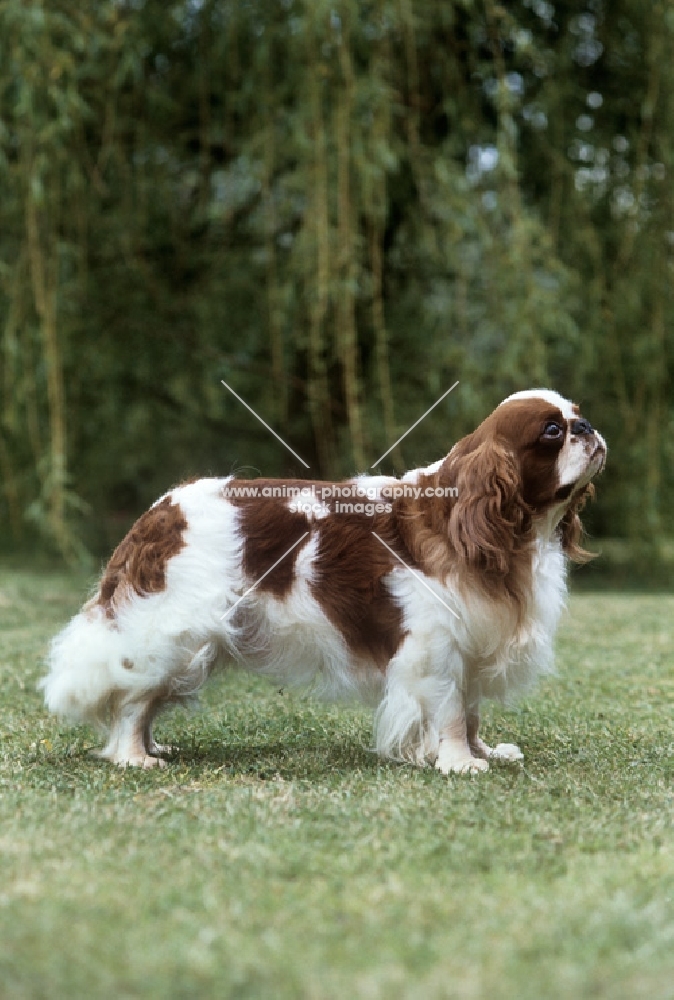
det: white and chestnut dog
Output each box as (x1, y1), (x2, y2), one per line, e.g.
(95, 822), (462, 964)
(42, 389), (606, 774)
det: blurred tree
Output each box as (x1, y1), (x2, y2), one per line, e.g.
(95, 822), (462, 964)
(0, 0), (671, 558)
(517, 0), (674, 543)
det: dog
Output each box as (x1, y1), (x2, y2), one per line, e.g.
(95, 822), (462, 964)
(41, 389), (606, 774)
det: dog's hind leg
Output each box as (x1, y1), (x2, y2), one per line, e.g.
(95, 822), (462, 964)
(143, 701), (177, 759)
(99, 696), (167, 769)
(141, 642), (219, 759)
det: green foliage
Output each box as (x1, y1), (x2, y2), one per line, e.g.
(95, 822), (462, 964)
(0, 0), (672, 554)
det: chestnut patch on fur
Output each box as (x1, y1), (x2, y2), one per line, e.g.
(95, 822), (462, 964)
(449, 398), (579, 512)
(311, 512), (406, 668)
(227, 479), (406, 667)
(229, 482), (312, 598)
(394, 469), (459, 582)
(98, 497), (187, 618)
(420, 398), (576, 617)
(559, 483), (597, 563)
(439, 398), (598, 604)
(488, 399), (569, 511)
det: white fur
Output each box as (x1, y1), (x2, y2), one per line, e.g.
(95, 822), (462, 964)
(402, 458), (444, 482)
(501, 388), (576, 418)
(41, 393), (603, 774)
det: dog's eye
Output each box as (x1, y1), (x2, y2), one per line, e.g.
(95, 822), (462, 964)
(542, 421), (564, 441)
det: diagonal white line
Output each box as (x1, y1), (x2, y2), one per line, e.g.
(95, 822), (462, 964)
(220, 531), (310, 621)
(221, 379), (310, 469)
(371, 380), (459, 468)
(372, 531), (461, 621)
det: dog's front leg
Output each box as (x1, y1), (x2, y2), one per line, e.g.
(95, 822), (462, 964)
(435, 703), (490, 775)
(466, 675), (523, 764)
(432, 664), (489, 775)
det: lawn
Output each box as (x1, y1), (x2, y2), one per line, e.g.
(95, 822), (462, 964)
(0, 565), (672, 999)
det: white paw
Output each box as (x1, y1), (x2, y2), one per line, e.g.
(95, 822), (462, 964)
(142, 754), (167, 770)
(107, 754), (167, 769)
(489, 743), (524, 762)
(436, 756), (490, 776)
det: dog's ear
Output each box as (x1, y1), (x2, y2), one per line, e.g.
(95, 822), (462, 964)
(559, 483), (597, 563)
(446, 439), (532, 579)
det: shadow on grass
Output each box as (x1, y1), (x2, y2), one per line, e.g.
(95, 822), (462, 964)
(34, 722), (390, 783)
(161, 732), (385, 780)
(146, 697), (391, 779)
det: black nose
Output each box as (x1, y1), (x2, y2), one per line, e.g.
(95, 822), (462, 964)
(570, 418), (593, 436)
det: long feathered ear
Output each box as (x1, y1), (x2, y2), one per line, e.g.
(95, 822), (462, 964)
(446, 439), (532, 582)
(559, 483), (597, 563)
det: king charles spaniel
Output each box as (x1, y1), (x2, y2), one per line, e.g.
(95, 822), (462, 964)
(42, 389), (606, 775)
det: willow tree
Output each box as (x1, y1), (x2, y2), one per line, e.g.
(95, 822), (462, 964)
(1, 0), (672, 556)
(517, 0), (674, 541)
(0, 1), (146, 559)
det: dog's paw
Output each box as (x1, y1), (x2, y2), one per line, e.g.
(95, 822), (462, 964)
(141, 754), (167, 769)
(102, 753), (168, 769)
(489, 743), (524, 762)
(435, 755), (490, 776)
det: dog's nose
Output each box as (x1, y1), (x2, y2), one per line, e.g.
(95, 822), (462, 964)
(570, 418), (593, 436)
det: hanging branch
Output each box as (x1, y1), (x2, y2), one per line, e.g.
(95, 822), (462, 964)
(20, 314), (45, 479)
(262, 44), (287, 426)
(368, 5), (401, 470)
(0, 431), (21, 539)
(369, 220), (402, 471)
(398, 0), (428, 210)
(336, 8), (366, 470)
(484, 0), (548, 382)
(603, 8), (666, 445)
(197, 3), (213, 214)
(23, 144), (70, 557)
(616, 17), (664, 272)
(1, 246), (25, 436)
(1, 244), (43, 534)
(643, 296), (664, 534)
(306, 42), (335, 473)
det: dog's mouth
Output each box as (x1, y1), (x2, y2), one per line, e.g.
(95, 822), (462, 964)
(554, 483), (576, 502)
(590, 442), (607, 472)
(555, 442), (607, 502)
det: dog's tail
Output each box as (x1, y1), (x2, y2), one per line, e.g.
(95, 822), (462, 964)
(40, 607), (144, 728)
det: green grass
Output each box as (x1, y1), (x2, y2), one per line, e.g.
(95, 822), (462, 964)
(1, 566), (672, 1000)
